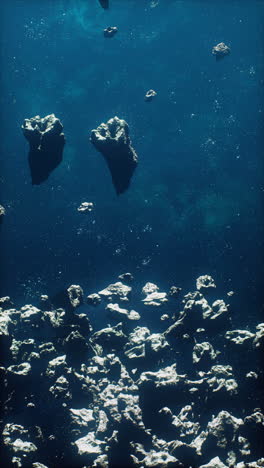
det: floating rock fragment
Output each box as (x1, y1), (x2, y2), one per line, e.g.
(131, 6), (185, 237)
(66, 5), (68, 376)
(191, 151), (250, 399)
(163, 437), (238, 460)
(144, 89), (157, 102)
(104, 26), (118, 38)
(0, 204), (5, 223)
(77, 202), (94, 213)
(87, 293), (101, 306)
(0, 296), (13, 310)
(142, 282), (168, 306)
(22, 114), (65, 184)
(90, 116), (138, 194)
(196, 275), (216, 291)
(169, 286), (182, 298)
(199, 457), (229, 468)
(106, 303), (140, 321)
(212, 42), (230, 60)
(142, 291), (168, 307)
(118, 272), (134, 283)
(225, 329), (255, 346)
(51, 284), (83, 311)
(98, 281), (131, 302)
(142, 282), (159, 295)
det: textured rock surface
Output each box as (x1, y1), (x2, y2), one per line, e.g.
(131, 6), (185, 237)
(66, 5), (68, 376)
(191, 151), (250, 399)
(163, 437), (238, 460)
(212, 42), (230, 59)
(90, 116), (138, 194)
(0, 275), (263, 467)
(21, 114), (65, 184)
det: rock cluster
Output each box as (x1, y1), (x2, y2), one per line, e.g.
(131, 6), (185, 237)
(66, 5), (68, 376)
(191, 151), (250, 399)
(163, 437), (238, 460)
(90, 116), (138, 194)
(21, 114), (65, 185)
(0, 275), (263, 467)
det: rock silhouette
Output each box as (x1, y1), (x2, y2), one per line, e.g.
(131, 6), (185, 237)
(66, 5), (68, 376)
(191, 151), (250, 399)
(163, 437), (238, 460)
(22, 114), (65, 185)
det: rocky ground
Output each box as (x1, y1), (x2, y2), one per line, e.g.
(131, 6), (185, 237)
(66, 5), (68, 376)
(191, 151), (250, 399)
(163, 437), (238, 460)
(0, 275), (263, 468)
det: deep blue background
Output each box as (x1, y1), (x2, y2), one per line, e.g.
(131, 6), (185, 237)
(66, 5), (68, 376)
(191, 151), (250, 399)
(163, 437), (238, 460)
(0, 0), (263, 326)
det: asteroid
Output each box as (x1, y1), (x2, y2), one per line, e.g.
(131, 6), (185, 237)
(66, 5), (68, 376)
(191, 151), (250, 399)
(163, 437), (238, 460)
(77, 202), (94, 213)
(104, 27), (118, 38)
(144, 89), (157, 102)
(90, 116), (138, 194)
(0, 204), (5, 223)
(22, 114), (65, 184)
(212, 42), (230, 60)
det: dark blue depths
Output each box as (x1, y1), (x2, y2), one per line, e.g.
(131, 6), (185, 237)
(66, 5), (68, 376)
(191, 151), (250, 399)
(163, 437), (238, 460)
(0, 0), (264, 325)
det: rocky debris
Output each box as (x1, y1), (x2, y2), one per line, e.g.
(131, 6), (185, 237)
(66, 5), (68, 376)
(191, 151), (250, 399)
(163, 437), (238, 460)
(196, 275), (216, 291)
(142, 291), (168, 307)
(98, 281), (131, 302)
(166, 291), (230, 339)
(206, 410), (243, 448)
(98, 0), (109, 9)
(225, 329), (255, 345)
(2, 423), (38, 467)
(92, 322), (127, 352)
(77, 202), (94, 212)
(87, 293), (102, 306)
(0, 296), (14, 309)
(118, 272), (134, 283)
(67, 285), (84, 308)
(142, 282), (159, 295)
(21, 114), (65, 184)
(106, 303), (141, 321)
(142, 282), (168, 306)
(199, 457), (228, 468)
(169, 286), (182, 298)
(90, 116), (138, 194)
(253, 323), (264, 349)
(212, 42), (230, 60)
(124, 328), (169, 365)
(131, 442), (179, 467)
(1, 275), (263, 468)
(0, 204), (5, 222)
(227, 290), (235, 297)
(51, 284), (84, 311)
(144, 89), (157, 102)
(192, 342), (218, 367)
(104, 26), (118, 38)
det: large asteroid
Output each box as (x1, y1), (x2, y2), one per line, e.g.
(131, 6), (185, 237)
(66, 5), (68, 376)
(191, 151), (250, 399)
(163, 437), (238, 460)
(22, 114), (65, 184)
(90, 116), (138, 194)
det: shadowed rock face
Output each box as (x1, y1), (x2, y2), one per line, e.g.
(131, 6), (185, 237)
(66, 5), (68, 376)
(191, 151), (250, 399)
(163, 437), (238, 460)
(98, 0), (109, 9)
(22, 114), (65, 185)
(90, 116), (138, 194)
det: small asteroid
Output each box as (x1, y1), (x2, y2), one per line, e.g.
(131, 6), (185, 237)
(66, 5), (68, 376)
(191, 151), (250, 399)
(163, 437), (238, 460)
(212, 42), (230, 60)
(169, 286), (182, 298)
(77, 202), (94, 213)
(104, 27), (118, 38)
(0, 204), (5, 223)
(144, 89), (157, 102)
(118, 272), (134, 283)
(87, 293), (102, 306)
